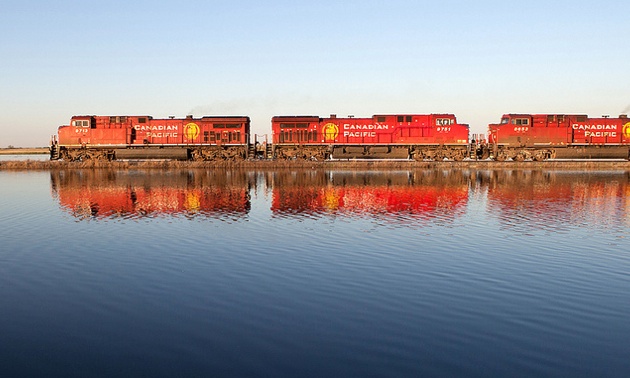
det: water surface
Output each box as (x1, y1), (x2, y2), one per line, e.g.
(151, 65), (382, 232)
(1, 168), (629, 377)
(0, 154), (49, 161)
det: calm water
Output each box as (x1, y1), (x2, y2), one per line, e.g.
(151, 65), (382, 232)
(1, 168), (629, 377)
(0, 154), (49, 161)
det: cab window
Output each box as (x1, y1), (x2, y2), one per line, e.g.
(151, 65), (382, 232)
(72, 120), (90, 127)
(511, 118), (529, 125)
(436, 118), (453, 126)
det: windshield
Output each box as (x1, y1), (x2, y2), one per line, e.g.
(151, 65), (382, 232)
(500, 117), (509, 124)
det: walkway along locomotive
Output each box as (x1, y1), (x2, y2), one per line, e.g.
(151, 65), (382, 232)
(49, 112), (630, 161)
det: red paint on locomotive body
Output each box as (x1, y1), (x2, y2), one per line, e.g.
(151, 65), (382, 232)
(50, 110), (630, 161)
(488, 114), (630, 146)
(271, 114), (469, 145)
(57, 115), (250, 147)
(485, 113), (630, 160)
(53, 115), (251, 160)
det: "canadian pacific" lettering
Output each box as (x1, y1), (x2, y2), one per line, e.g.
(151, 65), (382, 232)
(572, 123), (618, 138)
(134, 124), (178, 138)
(342, 123), (388, 138)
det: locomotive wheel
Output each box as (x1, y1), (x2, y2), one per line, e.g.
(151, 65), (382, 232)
(533, 153), (545, 162)
(190, 149), (204, 161)
(88, 150), (109, 161)
(453, 152), (464, 161)
(68, 149), (89, 162)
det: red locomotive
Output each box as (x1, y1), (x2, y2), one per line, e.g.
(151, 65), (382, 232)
(50, 115), (251, 161)
(487, 113), (630, 160)
(271, 114), (470, 160)
(49, 110), (630, 162)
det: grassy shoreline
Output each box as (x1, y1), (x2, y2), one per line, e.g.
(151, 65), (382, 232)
(0, 148), (49, 155)
(1, 159), (630, 171)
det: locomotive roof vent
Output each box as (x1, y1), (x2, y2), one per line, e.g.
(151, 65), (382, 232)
(620, 114), (628, 118)
(602, 115), (610, 118)
(330, 114), (337, 118)
(169, 115), (175, 119)
(186, 114), (193, 119)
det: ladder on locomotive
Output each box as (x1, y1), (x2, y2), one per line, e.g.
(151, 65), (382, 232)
(50, 136), (61, 160)
(250, 135), (273, 159)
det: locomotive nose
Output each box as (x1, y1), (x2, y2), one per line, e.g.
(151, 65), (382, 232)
(487, 125), (499, 143)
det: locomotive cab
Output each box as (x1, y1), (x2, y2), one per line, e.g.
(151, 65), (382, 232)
(57, 116), (96, 146)
(489, 114), (532, 144)
(71, 117), (94, 128)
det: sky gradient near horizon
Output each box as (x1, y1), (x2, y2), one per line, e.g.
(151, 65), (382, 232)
(1, 0), (629, 147)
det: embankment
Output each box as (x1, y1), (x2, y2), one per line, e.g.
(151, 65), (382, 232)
(2, 159), (630, 171)
(0, 148), (49, 155)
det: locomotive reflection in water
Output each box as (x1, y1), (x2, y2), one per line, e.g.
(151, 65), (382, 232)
(49, 169), (630, 228)
(267, 169), (630, 228)
(269, 170), (470, 224)
(480, 170), (630, 231)
(50, 170), (252, 220)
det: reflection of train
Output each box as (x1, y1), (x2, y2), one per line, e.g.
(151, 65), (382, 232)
(50, 168), (630, 226)
(482, 170), (630, 230)
(51, 170), (251, 219)
(270, 170), (469, 222)
(50, 112), (630, 161)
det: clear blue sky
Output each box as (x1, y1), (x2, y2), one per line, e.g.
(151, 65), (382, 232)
(1, 0), (628, 147)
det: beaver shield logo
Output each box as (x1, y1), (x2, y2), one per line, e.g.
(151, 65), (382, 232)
(322, 123), (339, 142)
(184, 123), (200, 140)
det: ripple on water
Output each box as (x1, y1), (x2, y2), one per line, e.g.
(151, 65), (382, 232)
(1, 169), (630, 377)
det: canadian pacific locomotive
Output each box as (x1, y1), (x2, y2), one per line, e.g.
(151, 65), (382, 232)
(50, 115), (251, 161)
(488, 113), (630, 160)
(271, 114), (469, 160)
(50, 112), (630, 161)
